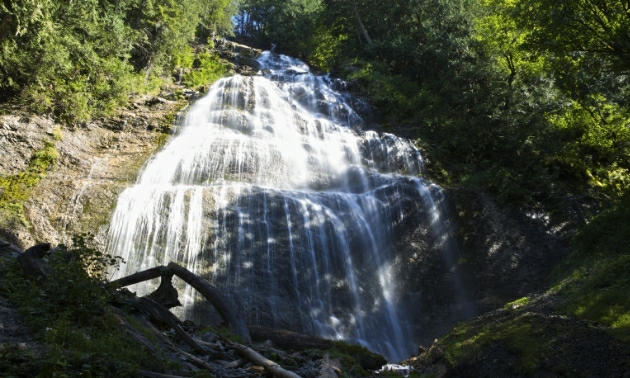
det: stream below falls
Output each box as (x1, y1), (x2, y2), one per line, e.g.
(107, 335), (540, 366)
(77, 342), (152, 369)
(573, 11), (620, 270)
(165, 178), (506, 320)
(106, 51), (457, 362)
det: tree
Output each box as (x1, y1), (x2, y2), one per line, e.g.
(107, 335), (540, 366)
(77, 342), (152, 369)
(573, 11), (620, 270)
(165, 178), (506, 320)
(516, 0), (630, 75)
(0, 0), (238, 123)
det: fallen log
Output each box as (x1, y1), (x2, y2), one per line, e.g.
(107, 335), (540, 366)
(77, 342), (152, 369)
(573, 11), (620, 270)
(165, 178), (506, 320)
(147, 271), (182, 309)
(167, 262), (251, 343)
(228, 340), (302, 378)
(248, 326), (335, 350)
(109, 266), (165, 288)
(136, 297), (207, 356)
(110, 263), (251, 344)
(140, 316), (216, 372)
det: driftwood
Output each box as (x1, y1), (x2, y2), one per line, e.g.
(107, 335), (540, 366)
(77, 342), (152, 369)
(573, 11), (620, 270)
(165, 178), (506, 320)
(225, 357), (248, 369)
(229, 340), (303, 378)
(140, 316), (216, 372)
(109, 266), (164, 288)
(147, 272), (182, 309)
(191, 337), (233, 360)
(248, 326), (335, 350)
(111, 263), (251, 344)
(166, 262), (252, 344)
(136, 297), (207, 355)
(139, 371), (188, 378)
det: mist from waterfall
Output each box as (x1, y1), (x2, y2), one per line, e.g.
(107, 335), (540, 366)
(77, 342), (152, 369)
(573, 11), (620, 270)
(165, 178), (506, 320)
(106, 51), (447, 362)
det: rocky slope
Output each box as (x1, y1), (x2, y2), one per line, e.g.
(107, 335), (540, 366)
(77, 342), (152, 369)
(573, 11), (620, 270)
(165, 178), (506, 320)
(0, 98), (184, 248)
(405, 292), (630, 377)
(0, 41), (262, 250)
(392, 187), (571, 350)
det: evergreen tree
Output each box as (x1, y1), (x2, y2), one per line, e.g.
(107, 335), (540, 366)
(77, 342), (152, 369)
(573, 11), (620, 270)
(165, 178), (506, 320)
(0, 0), (237, 123)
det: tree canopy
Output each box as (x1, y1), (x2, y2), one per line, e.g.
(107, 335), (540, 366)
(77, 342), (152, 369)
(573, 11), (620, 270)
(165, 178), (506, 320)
(233, 0), (630, 214)
(1, 0), (628, 214)
(0, 0), (237, 123)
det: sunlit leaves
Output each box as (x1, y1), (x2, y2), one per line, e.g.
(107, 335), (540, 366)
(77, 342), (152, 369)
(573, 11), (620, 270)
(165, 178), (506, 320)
(237, 0), (324, 56)
(516, 0), (630, 74)
(0, 0), (237, 123)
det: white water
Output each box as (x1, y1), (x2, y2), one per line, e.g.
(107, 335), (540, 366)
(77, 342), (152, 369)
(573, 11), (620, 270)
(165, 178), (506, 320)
(106, 52), (442, 361)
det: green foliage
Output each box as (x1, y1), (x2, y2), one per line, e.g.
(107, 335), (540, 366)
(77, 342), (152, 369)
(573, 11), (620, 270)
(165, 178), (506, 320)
(308, 26), (348, 71)
(0, 234), (123, 330)
(0, 139), (59, 227)
(237, 0), (324, 58)
(514, 0), (630, 76)
(173, 47), (196, 69)
(441, 314), (550, 373)
(0, 343), (41, 378)
(238, 0), (630, 213)
(0, 0), (238, 124)
(0, 235), (170, 376)
(183, 51), (230, 89)
(345, 61), (421, 121)
(552, 194), (630, 340)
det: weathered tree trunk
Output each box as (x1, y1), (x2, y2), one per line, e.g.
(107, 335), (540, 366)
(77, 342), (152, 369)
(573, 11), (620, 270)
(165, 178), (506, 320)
(166, 262), (252, 343)
(111, 264), (251, 344)
(136, 297), (207, 355)
(229, 340), (303, 378)
(109, 266), (164, 288)
(147, 271), (181, 309)
(348, 0), (373, 45)
(248, 326), (335, 350)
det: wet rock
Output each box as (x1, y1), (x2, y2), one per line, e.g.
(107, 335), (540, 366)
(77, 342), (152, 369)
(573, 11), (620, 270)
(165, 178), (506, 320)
(318, 354), (339, 378)
(201, 332), (219, 343)
(395, 188), (571, 349)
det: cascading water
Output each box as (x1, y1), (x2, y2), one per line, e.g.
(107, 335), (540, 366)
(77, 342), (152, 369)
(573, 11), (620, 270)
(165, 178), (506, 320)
(106, 52), (447, 362)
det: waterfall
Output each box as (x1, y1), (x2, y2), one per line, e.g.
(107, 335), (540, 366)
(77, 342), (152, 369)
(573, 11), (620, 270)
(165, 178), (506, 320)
(106, 52), (444, 362)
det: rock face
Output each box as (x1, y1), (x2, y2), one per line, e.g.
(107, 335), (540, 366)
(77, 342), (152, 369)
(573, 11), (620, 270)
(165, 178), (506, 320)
(392, 188), (570, 350)
(0, 97), (185, 248)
